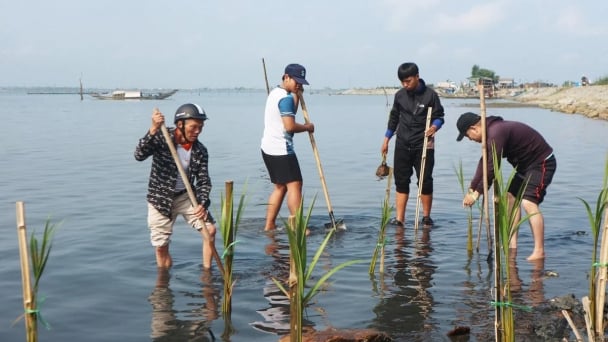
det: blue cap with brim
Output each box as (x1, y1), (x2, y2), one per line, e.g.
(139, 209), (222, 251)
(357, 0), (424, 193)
(285, 63), (309, 85)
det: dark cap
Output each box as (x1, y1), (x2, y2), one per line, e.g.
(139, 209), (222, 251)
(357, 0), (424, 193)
(456, 112), (481, 141)
(284, 63), (309, 85)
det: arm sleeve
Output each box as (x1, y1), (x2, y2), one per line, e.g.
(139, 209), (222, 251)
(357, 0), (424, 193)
(134, 131), (160, 161)
(430, 93), (445, 130)
(193, 148), (212, 209)
(278, 94), (296, 116)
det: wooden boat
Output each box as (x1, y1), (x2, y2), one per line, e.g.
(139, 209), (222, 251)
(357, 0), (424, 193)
(90, 89), (178, 100)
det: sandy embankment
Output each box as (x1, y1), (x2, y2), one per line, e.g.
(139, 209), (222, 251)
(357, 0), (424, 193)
(507, 85), (608, 120)
(339, 85), (608, 120)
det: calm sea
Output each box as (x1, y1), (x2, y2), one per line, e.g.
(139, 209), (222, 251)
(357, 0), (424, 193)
(1, 88), (607, 341)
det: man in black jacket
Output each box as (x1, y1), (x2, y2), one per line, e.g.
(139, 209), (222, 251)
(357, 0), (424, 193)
(457, 112), (556, 261)
(381, 62), (445, 227)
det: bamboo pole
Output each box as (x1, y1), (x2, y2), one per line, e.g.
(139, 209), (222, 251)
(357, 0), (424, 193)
(299, 93), (344, 230)
(478, 81), (493, 258)
(582, 296), (594, 340)
(491, 188), (501, 342)
(262, 58), (270, 94)
(414, 107), (432, 232)
(562, 309), (584, 342)
(16, 201), (37, 342)
(156, 109), (225, 277)
(595, 208), (608, 336)
(222, 181), (234, 316)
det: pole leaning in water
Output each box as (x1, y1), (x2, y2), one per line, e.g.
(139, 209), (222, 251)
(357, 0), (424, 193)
(156, 108), (225, 277)
(298, 92), (346, 230)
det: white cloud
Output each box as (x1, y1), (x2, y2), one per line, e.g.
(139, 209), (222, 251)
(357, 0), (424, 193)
(380, 0), (441, 31)
(434, 2), (507, 32)
(417, 42), (441, 56)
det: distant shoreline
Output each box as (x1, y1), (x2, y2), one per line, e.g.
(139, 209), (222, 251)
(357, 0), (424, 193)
(336, 85), (608, 120)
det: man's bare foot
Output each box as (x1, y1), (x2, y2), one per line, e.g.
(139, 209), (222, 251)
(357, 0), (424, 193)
(527, 251), (545, 261)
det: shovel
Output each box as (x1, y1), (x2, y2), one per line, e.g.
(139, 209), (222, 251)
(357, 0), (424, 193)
(298, 93), (346, 231)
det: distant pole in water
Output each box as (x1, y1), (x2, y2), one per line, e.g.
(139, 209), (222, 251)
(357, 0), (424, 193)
(262, 58), (270, 94)
(79, 75), (84, 101)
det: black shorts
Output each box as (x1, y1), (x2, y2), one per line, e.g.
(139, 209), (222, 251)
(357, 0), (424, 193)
(393, 145), (434, 195)
(261, 150), (303, 184)
(509, 155), (556, 204)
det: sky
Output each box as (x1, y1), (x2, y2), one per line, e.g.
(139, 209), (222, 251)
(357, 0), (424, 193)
(1, 0), (606, 89)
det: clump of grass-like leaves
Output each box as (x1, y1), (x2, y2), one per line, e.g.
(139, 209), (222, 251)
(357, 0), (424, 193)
(21, 218), (58, 342)
(218, 181), (247, 317)
(578, 154), (608, 339)
(369, 197), (392, 275)
(454, 160), (475, 254)
(273, 197), (363, 341)
(490, 146), (533, 341)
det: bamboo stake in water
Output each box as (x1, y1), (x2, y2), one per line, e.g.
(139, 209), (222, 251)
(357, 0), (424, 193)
(478, 81), (493, 258)
(595, 208), (608, 336)
(222, 181), (234, 316)
(414, 107), (432, 232)
(16, 201), (37, 342)
(262, 58), (270, 94)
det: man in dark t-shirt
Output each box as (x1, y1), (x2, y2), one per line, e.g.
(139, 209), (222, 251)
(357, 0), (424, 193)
(456, 112), (557, 261)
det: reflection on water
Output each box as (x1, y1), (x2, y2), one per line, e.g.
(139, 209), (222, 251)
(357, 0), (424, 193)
(250, 231), (315, 336)
(369, 226), (436, 340)
(148, 268), (219, 341)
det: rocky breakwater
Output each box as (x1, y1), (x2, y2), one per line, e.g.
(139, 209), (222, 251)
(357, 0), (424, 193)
(508, 85), (608, 120)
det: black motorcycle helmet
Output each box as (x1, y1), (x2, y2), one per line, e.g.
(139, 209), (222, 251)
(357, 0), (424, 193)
(174, 103), (208, 123)
(174, 103), (207, 143)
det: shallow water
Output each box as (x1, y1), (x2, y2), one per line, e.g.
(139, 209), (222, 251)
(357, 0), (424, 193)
(1, 88), (607, 341)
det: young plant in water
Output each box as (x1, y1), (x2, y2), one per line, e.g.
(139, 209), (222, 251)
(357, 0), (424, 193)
(218, 181), (248, 320)
(369, 197), (392, 275)
(490, 146), (533, 342)
(454, 160), (474, 254)
(578, 154), (608, 338)
(25, 218), (58, 342)
(273, 197), (363, 341)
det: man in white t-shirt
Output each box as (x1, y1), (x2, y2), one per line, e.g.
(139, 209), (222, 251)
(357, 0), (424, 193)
(261, 63), (314, 230)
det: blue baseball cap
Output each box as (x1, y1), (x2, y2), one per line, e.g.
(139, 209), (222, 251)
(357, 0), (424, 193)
(284, 63), (309, 85)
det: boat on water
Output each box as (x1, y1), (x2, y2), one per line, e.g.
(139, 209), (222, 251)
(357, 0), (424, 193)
(90, 89), (178, 100)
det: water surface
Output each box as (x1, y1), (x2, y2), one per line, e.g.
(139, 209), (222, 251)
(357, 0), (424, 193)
(1, 89), (606, 341)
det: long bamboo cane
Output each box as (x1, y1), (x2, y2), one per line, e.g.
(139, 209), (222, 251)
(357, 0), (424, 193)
(414, 107), (432, 232)
(157, 110), (225, 277)
(478, 81), (493, 259)
(262, 58), (270, 95)
(298, 93), (345, 230)
(16, 201), (37, 342)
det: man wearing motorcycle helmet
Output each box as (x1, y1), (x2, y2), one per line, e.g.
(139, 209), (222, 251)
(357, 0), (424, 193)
(135, 103), (217, 269)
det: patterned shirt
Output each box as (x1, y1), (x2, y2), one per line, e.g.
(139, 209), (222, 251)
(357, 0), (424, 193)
(134, 127), (212, 218)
